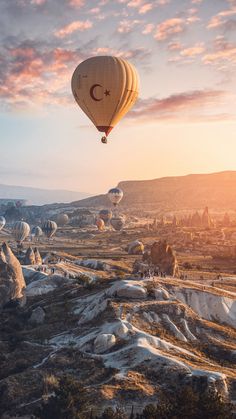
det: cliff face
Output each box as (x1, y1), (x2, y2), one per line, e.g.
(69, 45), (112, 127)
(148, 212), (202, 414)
(0, 243), (26, 308)
(72, 171), (236, 211)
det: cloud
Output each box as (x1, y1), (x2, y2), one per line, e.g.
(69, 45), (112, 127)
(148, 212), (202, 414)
(128, 89), (230, 122)
(0, 38), (88, 109)
(180, 42), (205, 57)
(142, 23), (154, 34)
(68, 0), (84, 7)
(31, 0), (46, 4)
(207, 8), (236, 29)
(54, 20), (93, 38)
(202, 38), (236, 65)
(92, 46), (151, 63)
(139, 3), (152, 14)
(168, 41), (183, 51)
(118, 19), (141, 33)
(154, 18), (185, 41)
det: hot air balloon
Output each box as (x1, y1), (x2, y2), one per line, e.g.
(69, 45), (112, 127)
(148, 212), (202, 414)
(0, 216), (6, 231)
(108, 188), (123, 207)
(42, 220), (57, 238)
(12, 221), (30, 244)
(31, 226), (43, 238)
(110, 216), (125, 231)
(128, 240), (144, 255)
(71, 56), (139, 143)
(99, 209), (112, 225)
(96, 218), (105, 231)
(57, 213), (69, 226)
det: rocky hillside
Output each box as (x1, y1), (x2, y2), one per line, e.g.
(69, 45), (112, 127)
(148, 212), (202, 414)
(1, 254), (235, 417)
(72, 171), (236, 211)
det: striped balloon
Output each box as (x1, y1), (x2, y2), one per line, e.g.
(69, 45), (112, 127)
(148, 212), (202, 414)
(42, 220), (57, 238)
(12, 221), (30, 243)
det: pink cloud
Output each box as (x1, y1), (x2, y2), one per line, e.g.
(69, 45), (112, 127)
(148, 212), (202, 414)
(168, 41), (183, 51)
(154, 18), (185, 41)
(54, 20), (92, 38)
(180, 42), (205, 57)
(127, 0), (142, 7)
(31, 0), (46, 4)
(118, 19), (140, 33)
(128, 90), (230, 122)
(202, 39), (236, 65)
(142, 23), (154, 34)
(68, 0), (84, 7)
(207, 8), (236, 29)
(139, 3), (152, 14)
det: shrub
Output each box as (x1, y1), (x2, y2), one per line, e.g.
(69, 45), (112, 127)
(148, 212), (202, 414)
(37, 375), (87, 419)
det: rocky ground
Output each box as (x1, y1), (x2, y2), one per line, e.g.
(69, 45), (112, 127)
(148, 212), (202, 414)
(0, 224), (236, 417)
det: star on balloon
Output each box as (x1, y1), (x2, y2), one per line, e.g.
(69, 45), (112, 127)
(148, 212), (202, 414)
(104, 89), (110, 96)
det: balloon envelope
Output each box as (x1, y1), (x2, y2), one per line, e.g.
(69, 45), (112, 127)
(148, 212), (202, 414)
(99, 209), (112, 225)
(110, 216), (125, 231)
(71, 56), (139, 137)
(42, 220), (57, 238)
(12, 221), (30, 243)
(96, 218), (105, 231)
(128, 240), (144, 255)
(57, 213), (69, 226)
(108, 188), (123, 206)
(0, 216), (6, 231)
(31, 226), (43, 238)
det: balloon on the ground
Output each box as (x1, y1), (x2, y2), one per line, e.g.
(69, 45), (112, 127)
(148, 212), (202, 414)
(108, 188), (123, 207)
(128, 240), (144, 255)
(31, 226), (43, 238)
(96, 218), (105, 231)
(12, 221), (30, 243)
(99, 209), (112, 225)
(71, 56), (139, 142)
(0, 216), (6, 231)
(110, 216), (125, 231)
(57, 213), (69, 226)
(42, 220), (57, 238)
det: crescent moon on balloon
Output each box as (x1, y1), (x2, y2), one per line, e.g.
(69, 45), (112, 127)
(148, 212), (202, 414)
(90, 84), (102, 101)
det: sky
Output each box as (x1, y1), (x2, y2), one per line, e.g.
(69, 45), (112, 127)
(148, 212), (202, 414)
(0, 0), (236, 195)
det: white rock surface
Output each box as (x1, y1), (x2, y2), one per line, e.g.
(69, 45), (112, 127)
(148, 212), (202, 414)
(162, 314), (187, 342)
(94, 333), (116, 354)
(175, 288), (236, 328)
(110, 281), (147, 299)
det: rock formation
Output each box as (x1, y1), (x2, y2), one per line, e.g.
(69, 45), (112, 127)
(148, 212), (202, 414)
(172, 215), (178, 227)
(191, 211), (202, 227)
(34, 247), (42, 265)
(202, 206), (213, 228)
(24, 247), (36, 265)
(0, 242), (26, 308)
(29, 306), (45, 325)
(150, 240), (179, 277)
(94, 334), (116, 354)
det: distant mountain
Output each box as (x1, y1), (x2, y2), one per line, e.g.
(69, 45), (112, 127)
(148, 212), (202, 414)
(72, 171), (236, 211)
(0, 184), (90, 205)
